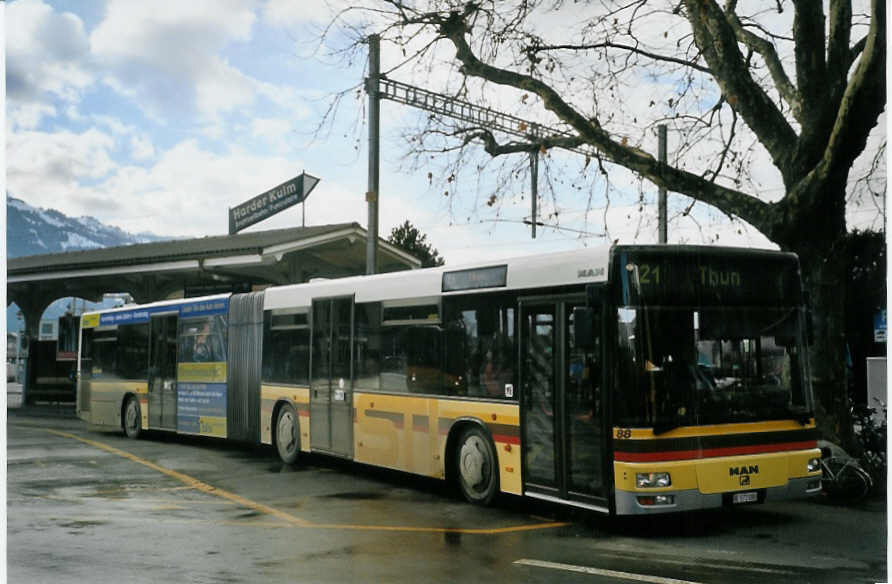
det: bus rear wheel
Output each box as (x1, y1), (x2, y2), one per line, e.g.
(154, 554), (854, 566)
(275, 403), (300, 465)
(123, 396), (142, 439)
(455, 426), (498, 505)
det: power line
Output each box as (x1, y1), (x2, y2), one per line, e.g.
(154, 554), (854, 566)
(476, 217), (605, 237)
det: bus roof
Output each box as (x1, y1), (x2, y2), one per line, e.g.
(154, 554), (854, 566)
(81, 244), (794, 316)
(263, 246), (613, 310)
(81, 293), (232, 319)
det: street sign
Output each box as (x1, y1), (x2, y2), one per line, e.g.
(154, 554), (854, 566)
(228, 172), (320, 234)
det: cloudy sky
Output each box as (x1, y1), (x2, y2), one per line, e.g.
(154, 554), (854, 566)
(4, 0), (886, 266)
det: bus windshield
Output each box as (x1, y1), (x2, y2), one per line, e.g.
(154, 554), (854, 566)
(614, 306), (810, 431)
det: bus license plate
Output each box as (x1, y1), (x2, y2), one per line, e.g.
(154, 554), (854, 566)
(732, 491), (758, 504)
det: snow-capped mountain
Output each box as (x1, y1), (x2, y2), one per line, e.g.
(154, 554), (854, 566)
(7, 196), (168, 258)
(6, 196), (171, 333)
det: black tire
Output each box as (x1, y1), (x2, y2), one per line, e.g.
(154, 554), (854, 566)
(835, 463), (873, 503)
(455, 426), (499, 505)
(123, 396), (142, 439)
(275, 403), (300, 465)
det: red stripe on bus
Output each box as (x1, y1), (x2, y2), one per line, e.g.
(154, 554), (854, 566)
(492, 433), (521, 445)
(614, 440), (817, 462)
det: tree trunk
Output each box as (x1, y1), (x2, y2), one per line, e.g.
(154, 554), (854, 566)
(798, 247), (853, 448)
(777, 173), (853, 449)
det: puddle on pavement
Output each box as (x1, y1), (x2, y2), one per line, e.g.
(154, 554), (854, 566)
(55, 519), (108, 529)
(267, 463), (308, 473)
(298, 546), (358, 562)
(156, 459), (219, 472)
(443, 531), (462, 546)
(321, 491), (386, 500)
(21, 478), (147, 502)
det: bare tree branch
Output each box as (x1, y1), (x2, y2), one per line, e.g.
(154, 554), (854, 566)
(684, 0), (798, 185)
(724, 0), (802, 121)
(788, 0), (886, 207)
(528, 41), (711, 73)
(792, 0), (827, 125)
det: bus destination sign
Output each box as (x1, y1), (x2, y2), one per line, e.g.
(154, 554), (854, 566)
(614, 249), (801, 307)
(442, 265), (508, 292)
(228, 172), (320, 234)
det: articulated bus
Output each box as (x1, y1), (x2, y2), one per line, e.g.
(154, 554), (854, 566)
(76, 245), (823, 515)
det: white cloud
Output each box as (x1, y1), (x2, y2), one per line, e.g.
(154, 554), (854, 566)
(7, 103), (57, 131)
(64, 105), (84, 122)
(7, 128), (117, 206)
(90, 114), (137, 136)
(129, 135), (155, 161)
(5, 0), (880, 269)
(262, 0), (344, 28)
(43, 139), (320, 236)
(255, 81), (316, 119)
(250, 116), (295, 151)
(89, 0), (260, 120)
(194, 59), (257, 118)
(6, 0), (93, 102)
(90, 1), (256, 62)
(54, 135), (440, 239)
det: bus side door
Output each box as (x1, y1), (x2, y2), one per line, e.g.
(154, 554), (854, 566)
(520, 295), (607, 510)
(310, 296), (354, 458)
(148, 314), (178, 431)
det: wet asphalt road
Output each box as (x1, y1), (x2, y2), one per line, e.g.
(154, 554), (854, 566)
(6, 412), (887, 584)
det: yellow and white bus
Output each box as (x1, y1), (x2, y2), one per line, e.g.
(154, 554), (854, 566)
(76, 244), (823, 515)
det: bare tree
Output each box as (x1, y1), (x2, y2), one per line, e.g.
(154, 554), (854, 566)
(331, 0), (886, 445)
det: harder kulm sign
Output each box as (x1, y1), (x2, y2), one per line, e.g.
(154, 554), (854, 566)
(228, 172), (320, 234)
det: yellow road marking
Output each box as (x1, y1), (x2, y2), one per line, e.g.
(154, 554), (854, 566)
(50, 515), (292, 529)
(48, 429), (570, 535)
(48, 430), (312, 527)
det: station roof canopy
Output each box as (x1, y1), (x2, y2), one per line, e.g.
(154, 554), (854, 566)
(8, 223), (420, 315)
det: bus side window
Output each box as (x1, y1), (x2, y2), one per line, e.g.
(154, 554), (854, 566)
(117, 323), (149, 379)
(80, 328), (94, 380)
(379, 327), (409, 394)
(354, 303), (381, 391)
(262, 310), (310, 386)
(444, 295), (516, 401)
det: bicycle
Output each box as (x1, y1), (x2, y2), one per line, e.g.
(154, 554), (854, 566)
(820, 445), (874, 504)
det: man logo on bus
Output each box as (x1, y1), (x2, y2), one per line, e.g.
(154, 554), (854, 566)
(729, 464), (759, 477)
(577, 267), (605, 279)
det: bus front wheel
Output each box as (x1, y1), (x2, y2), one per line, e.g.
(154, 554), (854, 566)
(275, 403), (300, 465)
(455, 426), (498, 505)
(123, 396), (142, 439)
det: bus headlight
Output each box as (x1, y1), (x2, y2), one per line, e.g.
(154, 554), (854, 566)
(636, 472), (671, 488)
(807, 457), (821, 473)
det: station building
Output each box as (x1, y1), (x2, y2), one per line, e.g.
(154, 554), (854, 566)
(7, 223), (420, 404)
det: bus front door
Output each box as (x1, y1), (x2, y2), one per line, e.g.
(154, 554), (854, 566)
(310, 296), (354, 458)
(148, 314), (178, 431)
(520, 297), (606, 511)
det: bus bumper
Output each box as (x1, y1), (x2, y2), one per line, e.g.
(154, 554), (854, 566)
(614, 476), (823, 515)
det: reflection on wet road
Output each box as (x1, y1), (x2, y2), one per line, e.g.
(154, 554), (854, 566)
(7, 417), (886, 584)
